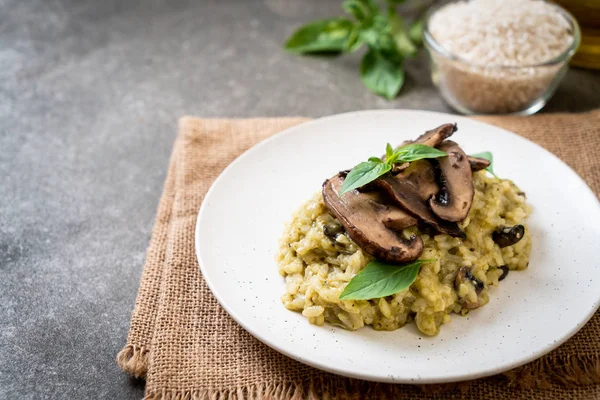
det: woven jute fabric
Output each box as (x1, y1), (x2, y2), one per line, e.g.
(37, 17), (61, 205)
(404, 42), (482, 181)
(118, 111), (600, 399)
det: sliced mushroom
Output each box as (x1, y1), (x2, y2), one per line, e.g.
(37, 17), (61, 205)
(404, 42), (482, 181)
(391, 162), (410, 174)
(362, 191), (418, 230)
(493, 225), (525, 248)
(398, 124), (485, 172)
(405, 123), (457, 147)
(373, 173), (466, 238)
(468, 156), (491, 172)
(455, 266), (485, 309)
(322, 174), (423, 263)
(400, 160), (439, 202)
(429, 141), (474, 222)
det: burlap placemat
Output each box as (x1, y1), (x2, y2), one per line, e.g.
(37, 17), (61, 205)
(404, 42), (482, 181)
(118, 111), (600, 399)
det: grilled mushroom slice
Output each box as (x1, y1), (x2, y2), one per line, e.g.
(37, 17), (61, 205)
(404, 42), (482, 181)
(468, 156), (491, 172)
(429, 141), (474, 222)
(387, 123), (456, 159)
(373, 173), (466, 238)
(406, 123), (457, 147)
(493, 225), (525, 248)
(361, 191), (418, 231)
(401, 123), (486, 172)
(401, 160), (439, 202)
(322, 174), (423, 263)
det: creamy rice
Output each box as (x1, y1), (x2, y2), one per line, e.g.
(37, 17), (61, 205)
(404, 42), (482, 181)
(278, 171), (531, 336)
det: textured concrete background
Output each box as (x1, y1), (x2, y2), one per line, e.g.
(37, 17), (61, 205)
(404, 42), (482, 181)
(0, 0), (598, 398)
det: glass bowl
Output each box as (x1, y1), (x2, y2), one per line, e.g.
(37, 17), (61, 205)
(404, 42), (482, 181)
(423, 1), (581, 115)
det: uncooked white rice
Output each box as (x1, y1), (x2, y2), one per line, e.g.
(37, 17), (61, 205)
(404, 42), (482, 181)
(427, 0), (575, 114)
(429, 0), (573, 67)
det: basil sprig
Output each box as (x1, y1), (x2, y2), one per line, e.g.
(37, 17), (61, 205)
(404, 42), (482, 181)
(339, 143), (447, 196)
(284, 0), (424, 100)
(388, 143), (447, 163)
(284, 19), (354, 54)
(339, 259), (433, 300)
(470, 151), (497, 177)
(340, 161), (392, 196)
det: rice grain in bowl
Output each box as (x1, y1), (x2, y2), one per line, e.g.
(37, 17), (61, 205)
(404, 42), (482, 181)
(278, 171), (531, 336)
(424, 0), (580, 115)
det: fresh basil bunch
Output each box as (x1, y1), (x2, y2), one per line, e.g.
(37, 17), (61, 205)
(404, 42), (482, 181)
(284, 0), (424, 100)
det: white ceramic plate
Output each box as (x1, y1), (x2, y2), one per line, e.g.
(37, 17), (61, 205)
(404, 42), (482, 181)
(195, 110), (600, 383)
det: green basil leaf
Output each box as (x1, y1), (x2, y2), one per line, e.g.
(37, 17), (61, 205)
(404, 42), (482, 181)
(392, 143), (447, 163)
(343, 1), (381, 53)
(343, 0), (371, 21)
(359, 26), (379, 48)
(368, 156), (383, 162)
(339, 259), (434, 300)
(385, 143), (394, 162)
(408, 18), (424, 46)
(339, 161), (391, 196)
(389, 14), (417, 57)
(284, 18), (354, 54)
(393, 29), (417, 57)
(363, 0), (380, 15)
(344, 25), (365, 53)
(358, 14), (389, 48)
(360, 48), (405, 100)
(470, 151), (496, 176)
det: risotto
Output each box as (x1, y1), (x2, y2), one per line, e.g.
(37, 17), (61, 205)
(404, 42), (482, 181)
(278, 171), (531, 336)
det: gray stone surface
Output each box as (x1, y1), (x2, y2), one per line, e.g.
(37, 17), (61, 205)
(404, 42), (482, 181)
(0, 0), (598, 398)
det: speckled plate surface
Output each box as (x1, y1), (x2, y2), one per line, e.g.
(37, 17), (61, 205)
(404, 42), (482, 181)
(195, 110), (600, 383)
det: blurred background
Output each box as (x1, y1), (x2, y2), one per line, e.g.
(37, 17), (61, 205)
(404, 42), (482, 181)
(0, 0), (598, 399)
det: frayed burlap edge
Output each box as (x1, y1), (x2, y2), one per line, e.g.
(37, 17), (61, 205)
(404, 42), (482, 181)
(143, 379), (432, 400)
(503, 353), (600, 389)
(143, 383), (304, 400)
(117, 328), (600, 391)
(136, 353), (600, 399)
(117, 345), (150, 379)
